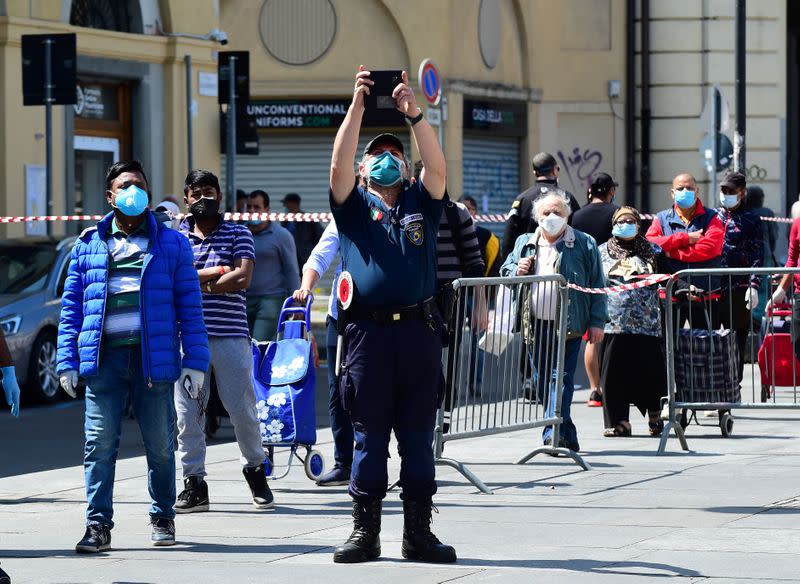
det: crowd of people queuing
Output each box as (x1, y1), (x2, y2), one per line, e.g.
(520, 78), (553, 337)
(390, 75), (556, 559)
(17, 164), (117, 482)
(0, 64), (793, 578)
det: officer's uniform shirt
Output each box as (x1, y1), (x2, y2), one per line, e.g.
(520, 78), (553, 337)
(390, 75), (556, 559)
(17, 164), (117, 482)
(501, 179), (581, 260)
(331, 179), (442, 308)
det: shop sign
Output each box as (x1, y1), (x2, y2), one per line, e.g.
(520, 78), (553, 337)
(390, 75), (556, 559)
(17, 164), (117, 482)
(245, 98), (404, 129)
(74, 84), (117, 120)
(463, 98), (527, 137)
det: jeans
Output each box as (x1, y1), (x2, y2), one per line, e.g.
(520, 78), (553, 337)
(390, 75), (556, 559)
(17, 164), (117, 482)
(326, 316), (354, 469)
(528, 321), (582, 446)
(175, 336), (264, 478)
(247, 294), (285, 342)
(83, 344), (176, 527)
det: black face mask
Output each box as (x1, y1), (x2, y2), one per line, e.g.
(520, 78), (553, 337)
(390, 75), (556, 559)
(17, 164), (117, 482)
(190, 197), (220, 218)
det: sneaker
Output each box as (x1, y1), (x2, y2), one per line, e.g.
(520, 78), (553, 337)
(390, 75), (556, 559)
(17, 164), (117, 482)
(150, 517), (176, 547)
(243, 464), (274, 509)
(587, 390), (603, 407)
(316, 465), (351, 487)
(175, 476), (209, 514)
(75, 524), (112, 554)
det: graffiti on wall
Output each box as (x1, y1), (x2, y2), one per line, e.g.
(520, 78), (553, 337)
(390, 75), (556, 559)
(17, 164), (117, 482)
(556, 147), (604, 195)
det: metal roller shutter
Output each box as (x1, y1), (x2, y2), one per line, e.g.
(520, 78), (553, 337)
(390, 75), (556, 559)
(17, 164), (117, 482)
(222, 131), (409, 212)
(462, 134), (521, 235)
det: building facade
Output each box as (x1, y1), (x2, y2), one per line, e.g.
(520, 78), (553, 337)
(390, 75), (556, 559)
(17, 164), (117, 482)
(12, 1), (796, 241)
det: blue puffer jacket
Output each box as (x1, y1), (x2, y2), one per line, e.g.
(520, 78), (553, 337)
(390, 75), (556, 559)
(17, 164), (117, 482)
(56, 210), (210, 383)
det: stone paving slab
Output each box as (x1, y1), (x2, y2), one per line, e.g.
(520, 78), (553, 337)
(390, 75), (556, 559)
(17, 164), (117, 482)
(2, 388), (800, 583)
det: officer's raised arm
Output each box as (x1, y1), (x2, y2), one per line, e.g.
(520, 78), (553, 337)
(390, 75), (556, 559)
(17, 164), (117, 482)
(393, 70), (446, 199)
(330, 65), (373, 205)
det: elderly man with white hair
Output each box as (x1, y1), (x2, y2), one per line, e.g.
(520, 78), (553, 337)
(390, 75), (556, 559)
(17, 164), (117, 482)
(500, 192), (607, 452)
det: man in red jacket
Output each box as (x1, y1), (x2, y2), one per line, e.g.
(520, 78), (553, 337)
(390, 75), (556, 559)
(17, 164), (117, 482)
(646, 173), (725, 323)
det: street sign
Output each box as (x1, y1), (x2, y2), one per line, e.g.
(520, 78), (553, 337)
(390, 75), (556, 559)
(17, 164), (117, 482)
(700, 132), (734, 173)
(700, 85), (729, 132)
(418, 58), (442, 107)
(21, 33), (77, 106)
(426, 108), (441, 126)
(218, 51), (249, 104)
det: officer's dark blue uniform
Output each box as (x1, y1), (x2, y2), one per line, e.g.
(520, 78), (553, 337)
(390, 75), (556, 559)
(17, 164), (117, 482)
(333, 178), (443, 500)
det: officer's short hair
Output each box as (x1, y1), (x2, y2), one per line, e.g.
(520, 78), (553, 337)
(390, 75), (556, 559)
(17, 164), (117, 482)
(533, 192), (571, 218)
(532, 152), (558, 176)
(184, 169), (221, 195)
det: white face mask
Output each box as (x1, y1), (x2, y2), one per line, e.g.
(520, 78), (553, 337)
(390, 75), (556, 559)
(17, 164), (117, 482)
(540, 213), (567, 236)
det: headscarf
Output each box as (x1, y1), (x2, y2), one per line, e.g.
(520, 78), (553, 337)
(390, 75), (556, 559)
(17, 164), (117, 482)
(606, 206), (656, 266)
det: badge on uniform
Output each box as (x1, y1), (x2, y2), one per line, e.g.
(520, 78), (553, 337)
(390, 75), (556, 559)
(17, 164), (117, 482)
(405, 222), (424, 246)
(399, 213), (423, 227)
(338, 271), (354, 310)
(370, 207), (384, 222)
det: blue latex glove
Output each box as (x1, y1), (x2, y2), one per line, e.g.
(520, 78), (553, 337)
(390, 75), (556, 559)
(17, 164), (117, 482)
(1, 366), (20, 418)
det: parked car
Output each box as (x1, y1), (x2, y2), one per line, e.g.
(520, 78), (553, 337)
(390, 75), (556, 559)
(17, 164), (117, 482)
(0, 237), (76, 402)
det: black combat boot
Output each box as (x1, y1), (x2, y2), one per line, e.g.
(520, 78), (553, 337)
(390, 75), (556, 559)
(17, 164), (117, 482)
(333, 498), (382, 563)
(401, 498), (457, 563)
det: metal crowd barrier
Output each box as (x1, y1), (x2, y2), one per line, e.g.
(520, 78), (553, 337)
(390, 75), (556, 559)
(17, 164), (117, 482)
(658, 267), (800, 455)
(435, 274), (591, 494)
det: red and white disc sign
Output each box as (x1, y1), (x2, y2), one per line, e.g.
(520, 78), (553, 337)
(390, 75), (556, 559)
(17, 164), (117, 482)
(338, 271), (354, 310)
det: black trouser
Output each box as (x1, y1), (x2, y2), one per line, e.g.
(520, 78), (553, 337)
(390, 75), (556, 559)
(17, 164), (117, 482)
(719, 287), (751, 384)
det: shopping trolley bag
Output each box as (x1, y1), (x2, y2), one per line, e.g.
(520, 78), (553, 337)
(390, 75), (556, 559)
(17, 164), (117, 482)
(673, 300), (741, 404)
(252, 299), (317, 447)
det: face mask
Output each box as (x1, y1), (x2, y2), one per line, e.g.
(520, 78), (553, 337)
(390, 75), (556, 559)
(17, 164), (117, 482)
(367, 151), (404, 187)
(673, 189), (696, 209)
(720, 193), (739, 209)
(247, 219), (263, 226)
(539, 213), (567, 236)
(113, 185), (148, 217)
(190, 196), (220, 218)
(612, 222), (638, 240)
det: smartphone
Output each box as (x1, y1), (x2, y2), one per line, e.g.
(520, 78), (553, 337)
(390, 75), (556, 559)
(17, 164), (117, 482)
(365, 70), (403, 110)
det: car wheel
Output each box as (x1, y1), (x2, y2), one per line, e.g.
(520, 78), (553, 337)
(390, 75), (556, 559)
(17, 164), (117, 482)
(28, 330), (60, 403)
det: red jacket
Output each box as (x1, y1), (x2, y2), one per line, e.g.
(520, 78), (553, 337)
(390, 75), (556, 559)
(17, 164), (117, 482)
(646, 200), (725, 264)
(785, 218), (800, 293)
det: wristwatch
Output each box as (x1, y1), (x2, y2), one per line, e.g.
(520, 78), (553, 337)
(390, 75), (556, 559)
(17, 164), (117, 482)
(406, 108), (424, 126)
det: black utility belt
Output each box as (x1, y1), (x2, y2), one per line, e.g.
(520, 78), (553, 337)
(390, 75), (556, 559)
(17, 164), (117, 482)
(349, 298), (436, 325)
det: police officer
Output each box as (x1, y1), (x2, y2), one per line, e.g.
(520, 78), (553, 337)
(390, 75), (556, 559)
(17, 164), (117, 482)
(329, 65), (456, 564)
(501, 151), (581, 259)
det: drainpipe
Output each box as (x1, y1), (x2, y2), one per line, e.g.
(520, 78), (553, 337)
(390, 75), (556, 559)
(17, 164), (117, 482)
(625, 0), (636, 206)
(640, 0), (651, 212)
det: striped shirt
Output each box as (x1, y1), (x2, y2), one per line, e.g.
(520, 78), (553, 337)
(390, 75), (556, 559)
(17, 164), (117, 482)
(437, 200), (484, 288)
(180, 215), (255, 338)
(103, 220), (148, 347)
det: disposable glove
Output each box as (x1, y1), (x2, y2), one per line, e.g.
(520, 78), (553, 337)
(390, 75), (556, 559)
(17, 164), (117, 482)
(1, 366), (20, 417)
(744, 287), (759, 311)
(180, 368), (205, 400)
(59, 370), (78, 398)
(771, 287), (787, 305)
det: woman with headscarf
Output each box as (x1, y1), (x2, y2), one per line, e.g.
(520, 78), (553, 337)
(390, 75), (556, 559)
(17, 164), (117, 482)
(598, 206), (667, 437)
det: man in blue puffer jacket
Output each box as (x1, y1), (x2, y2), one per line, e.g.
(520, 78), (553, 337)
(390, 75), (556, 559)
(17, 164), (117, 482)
(56, 160), (209, 553)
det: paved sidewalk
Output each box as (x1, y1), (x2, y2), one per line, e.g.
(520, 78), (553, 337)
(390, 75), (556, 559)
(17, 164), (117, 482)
(1, 388), (799, 583)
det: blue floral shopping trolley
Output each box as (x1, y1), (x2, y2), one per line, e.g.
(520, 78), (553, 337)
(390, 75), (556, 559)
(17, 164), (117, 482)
(251, 296), (325, 481)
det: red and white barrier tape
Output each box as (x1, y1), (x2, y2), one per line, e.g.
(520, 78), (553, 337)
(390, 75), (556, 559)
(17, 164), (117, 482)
(565, 273), (673, 295)
(0, 212), (794, 225)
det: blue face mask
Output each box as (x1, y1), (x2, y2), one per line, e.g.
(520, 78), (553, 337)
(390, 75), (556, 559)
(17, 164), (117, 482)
(720, 193), (739, 209)
(674, 189), (696, 209)
(367, 151), (404, 187)
(247, 219), (263, 226)
(114, 185), (149, 217)
(612, 222), (638, 240)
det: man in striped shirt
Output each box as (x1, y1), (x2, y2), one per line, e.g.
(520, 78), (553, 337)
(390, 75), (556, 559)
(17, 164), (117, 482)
(176, 170), (273, 512)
